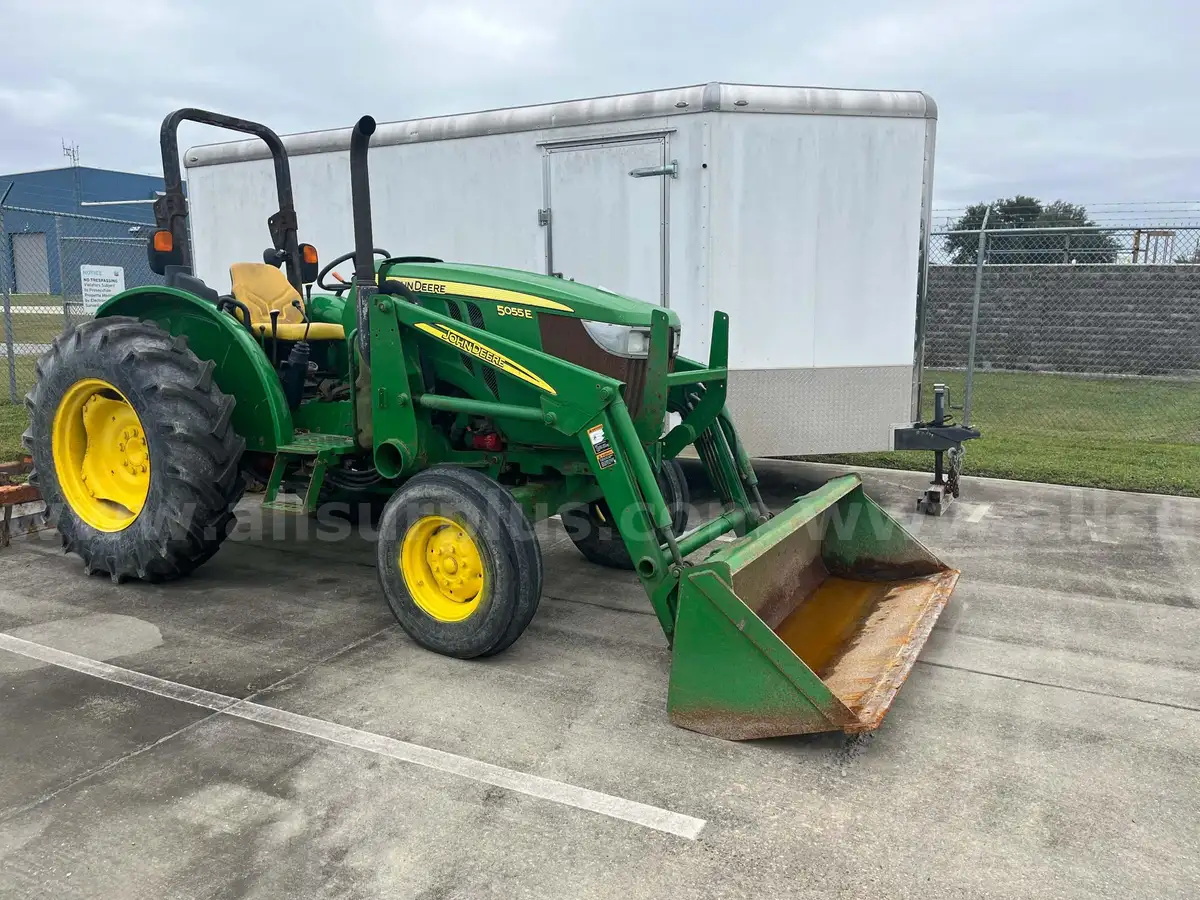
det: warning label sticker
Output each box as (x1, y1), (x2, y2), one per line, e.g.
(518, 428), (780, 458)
(587, 424), (609, 452)
(588, 424), (616, 469)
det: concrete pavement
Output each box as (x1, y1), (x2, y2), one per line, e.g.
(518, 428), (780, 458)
(0, 462), (1196, 899)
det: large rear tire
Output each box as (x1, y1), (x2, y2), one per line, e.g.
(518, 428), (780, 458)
(24, 317), (245, 582)
(377, 467), (542, 658)
(562, 458), (689, 571)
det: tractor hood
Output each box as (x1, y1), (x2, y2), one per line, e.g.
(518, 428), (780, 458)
(380, 261), (681, 330)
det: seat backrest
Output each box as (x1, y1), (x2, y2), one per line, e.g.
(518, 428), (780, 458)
(229, 263), (304, 325)
(165, 267), (220, 304)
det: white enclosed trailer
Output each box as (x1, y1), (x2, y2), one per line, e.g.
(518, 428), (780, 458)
(184, 82), (938, 457)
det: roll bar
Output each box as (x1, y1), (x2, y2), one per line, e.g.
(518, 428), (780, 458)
(154, 108), (302, 294)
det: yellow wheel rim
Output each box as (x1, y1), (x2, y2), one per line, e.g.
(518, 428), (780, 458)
(51, 378), (150, 532)
(400, 515), (486, 622)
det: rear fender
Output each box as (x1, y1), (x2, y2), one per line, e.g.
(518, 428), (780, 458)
(96, 286), (293, 451)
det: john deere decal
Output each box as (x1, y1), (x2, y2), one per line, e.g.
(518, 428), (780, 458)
(389, 277), (574, 313)
(414, 323), (557, 395)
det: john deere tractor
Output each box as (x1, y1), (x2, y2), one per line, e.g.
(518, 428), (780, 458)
(25, 110), (959, 739)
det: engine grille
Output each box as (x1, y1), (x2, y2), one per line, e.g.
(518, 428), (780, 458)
(468, 303), (499, 397)
(444, 300), (476, 376)
(537, 315), (675, 418)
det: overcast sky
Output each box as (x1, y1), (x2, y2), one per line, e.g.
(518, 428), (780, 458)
(1, 0), (1196, 217)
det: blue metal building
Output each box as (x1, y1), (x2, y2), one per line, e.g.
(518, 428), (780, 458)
(1, 166), (164, 296)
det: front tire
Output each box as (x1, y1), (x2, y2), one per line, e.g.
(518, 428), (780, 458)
(24, 317), (245, 582)
(377, 467), (542, 658)
(562, 458), (689, 571)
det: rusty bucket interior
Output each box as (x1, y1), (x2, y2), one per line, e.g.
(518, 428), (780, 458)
(668, 475), (958, 740)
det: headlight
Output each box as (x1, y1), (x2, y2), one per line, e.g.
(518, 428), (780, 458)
(672, 328), (681, 356)
(582, 320), (652, 358)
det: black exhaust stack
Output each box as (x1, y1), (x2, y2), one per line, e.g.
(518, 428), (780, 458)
(349, 116), (377, 365)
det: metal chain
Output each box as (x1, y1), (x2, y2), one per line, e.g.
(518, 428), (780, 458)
(947, 446), (964, 499)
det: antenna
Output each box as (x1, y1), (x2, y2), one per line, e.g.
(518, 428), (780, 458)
(62, 140), (82, 206)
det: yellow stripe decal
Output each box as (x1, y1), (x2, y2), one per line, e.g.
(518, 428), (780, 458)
(388, 277), (574, 313)
(414, 323), (557, 396)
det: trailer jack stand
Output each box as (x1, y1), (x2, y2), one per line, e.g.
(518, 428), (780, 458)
(918, 444), (963, 516)
(893, 384), (980, 517)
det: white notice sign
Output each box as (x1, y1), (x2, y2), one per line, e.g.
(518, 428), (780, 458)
(80, 265), (126, 313)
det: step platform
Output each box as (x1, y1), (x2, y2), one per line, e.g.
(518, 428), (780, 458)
(261, 433), (357, 514)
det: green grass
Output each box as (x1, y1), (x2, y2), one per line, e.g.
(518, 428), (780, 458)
(0, 307), (59, 415)
(2, 320), (67, 346)
(1, 307), (73, 346)
(2, 368), (1198, 494)
(812, 369), (1200, 497)
(5, 294), (61, 306)
(0, 404), (28, 463)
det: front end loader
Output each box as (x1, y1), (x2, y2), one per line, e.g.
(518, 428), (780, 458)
(24, 110), (958, 739)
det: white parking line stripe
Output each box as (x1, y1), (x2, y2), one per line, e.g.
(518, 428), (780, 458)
(0, 633), (235, 711)
(966, 503), (991, 523)
(0, 632), (706, 840)
(1084, 518), (1118, 544)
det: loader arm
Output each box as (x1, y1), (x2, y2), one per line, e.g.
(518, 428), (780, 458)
(368, 292), (684, 633)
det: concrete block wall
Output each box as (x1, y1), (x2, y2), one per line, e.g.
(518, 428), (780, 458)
(925, 265), (1200, 376)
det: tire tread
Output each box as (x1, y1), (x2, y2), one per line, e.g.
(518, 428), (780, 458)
(24, 316), (245, 582)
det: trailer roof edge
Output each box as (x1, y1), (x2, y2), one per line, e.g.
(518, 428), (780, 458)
(183, 83), (937, 168)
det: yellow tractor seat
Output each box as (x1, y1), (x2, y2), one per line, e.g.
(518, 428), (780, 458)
(228, 262), (345, 341)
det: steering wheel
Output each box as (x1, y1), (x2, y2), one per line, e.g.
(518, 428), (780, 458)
(317, 248), (391, 293)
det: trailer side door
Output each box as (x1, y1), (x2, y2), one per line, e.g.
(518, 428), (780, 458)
(542, 137), (669, 306)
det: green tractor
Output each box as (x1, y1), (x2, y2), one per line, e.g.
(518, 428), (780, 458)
(24, 110), (959, 740)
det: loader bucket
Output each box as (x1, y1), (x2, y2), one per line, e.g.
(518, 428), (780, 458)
(668, 475), (957, 740)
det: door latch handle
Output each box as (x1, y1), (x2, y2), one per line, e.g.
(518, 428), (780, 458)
(629, 160), (679, 179)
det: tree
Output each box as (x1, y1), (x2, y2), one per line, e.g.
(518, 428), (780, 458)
(943, 196), (1119, 265)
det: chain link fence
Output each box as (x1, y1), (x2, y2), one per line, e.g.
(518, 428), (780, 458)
(922, 224), (1200, 495)
(1, 205), (162, 405)
(4, 203), (1198, 495)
